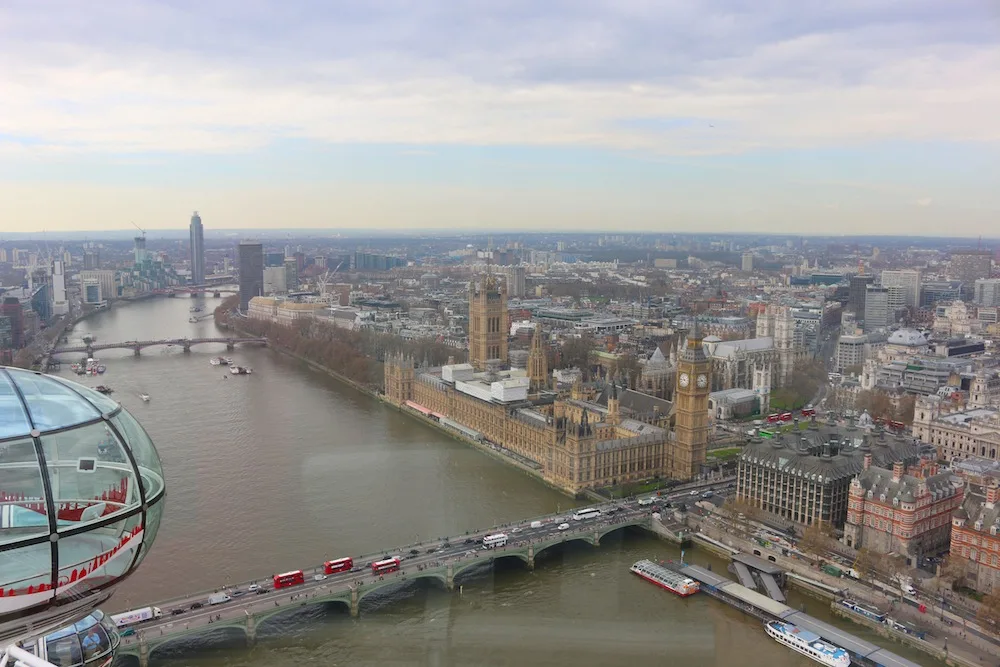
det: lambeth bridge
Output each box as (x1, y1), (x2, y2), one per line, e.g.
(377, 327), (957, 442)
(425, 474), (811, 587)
(52, 337), (268, 357)
(112, 487), (707, 667)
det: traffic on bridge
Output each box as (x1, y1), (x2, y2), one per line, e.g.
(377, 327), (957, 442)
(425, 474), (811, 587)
(115, 481), (729, 653)
(51, 337), (267, 356)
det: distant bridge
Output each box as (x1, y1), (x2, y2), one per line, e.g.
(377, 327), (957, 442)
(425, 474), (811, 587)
(52, 337), (267, 357)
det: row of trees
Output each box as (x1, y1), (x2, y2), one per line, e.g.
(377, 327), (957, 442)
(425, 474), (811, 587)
(769, 360), (827, 412)
(216, 297), (465, 390)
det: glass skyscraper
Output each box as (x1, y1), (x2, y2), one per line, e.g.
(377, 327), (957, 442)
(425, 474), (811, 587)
(189, 211), (205, 285)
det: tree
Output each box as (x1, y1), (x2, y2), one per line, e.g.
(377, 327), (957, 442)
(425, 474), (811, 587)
(880, 553), (908, 590)
(939, 555), (967, 590)
(853, 547), (878, 584)
(723, 497), (758, 539)
(559, 336), (595, 375)
(798, 522), (835, 556)
(894, 395), (917, 425)
(978, 592), (1000, 629)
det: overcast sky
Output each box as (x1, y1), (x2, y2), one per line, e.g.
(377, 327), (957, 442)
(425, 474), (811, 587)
(1, 0), (998, 235)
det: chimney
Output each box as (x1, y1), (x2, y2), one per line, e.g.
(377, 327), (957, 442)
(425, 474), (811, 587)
(864, 453), (872, 470)
(987, 482), (1000, 509)
(892, 461), (904, 482)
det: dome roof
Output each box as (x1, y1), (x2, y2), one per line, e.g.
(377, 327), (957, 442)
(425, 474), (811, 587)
(702, 335), (722, 343)
(888, 328), (927, 347)
(0, 368), (165, 642)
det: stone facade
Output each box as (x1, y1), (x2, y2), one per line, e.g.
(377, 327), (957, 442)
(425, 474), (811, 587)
(844, 459), (962, 566)
(383, 333), (708, 494)
(468, 271), (508, 371)
(913, 396), (1000, 462)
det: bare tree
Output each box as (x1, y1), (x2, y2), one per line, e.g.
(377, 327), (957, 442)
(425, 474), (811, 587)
(853, 547), (878, 584)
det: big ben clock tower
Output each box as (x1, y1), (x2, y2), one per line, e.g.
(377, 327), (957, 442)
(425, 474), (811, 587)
(672, 320), (710, 480)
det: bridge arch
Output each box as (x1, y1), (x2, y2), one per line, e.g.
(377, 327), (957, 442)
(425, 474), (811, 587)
(148, 625), (248, 661)
(451, 552), (531, 582)
(253, 595), (352, 628)
(355, 570), (449, 607)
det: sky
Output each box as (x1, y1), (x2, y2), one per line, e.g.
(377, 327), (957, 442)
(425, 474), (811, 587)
(1, 0), (999, 236)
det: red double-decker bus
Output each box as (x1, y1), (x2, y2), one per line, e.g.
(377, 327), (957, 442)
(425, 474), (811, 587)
(371, 557), (401, 575)
(767, 414), (781, 424)
(324, 557), (353, 575)
(273, 570), (305, 589)
(801, 408), (816, 417)
(779, 412), (793, 421)
(889, 420), (905, 430)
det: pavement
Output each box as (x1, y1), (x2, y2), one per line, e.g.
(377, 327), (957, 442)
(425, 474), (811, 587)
(117, 481), (730, 646)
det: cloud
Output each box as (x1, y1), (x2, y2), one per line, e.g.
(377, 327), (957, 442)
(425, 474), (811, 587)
(915, 197), (933, 207)
(0, 1), (998, 156)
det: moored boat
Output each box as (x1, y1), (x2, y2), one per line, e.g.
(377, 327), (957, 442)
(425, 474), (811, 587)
(764, 621), (851, 667)
(629, 560), (699, 597)
(95, 385), (113, 395)
(139, 393), (150, 402)
(228, 365), (253, 375)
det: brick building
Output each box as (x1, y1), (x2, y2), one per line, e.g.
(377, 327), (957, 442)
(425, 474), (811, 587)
(844, 458), (961, 566)
(951, 480), (1000, 593)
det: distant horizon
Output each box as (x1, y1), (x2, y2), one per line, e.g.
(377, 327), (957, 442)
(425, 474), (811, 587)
(1, 227), (998, 245)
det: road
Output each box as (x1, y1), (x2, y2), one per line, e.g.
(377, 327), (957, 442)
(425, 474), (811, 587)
(117, 481), (730, 642)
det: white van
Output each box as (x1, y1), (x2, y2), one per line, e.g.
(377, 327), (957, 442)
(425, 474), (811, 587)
(208, 593), (231, 606)
(637, 497), (654, 506)
(530, 520), (543, 528)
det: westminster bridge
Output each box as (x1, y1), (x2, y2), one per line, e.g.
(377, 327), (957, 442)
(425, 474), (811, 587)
(111, 485), (720, 666)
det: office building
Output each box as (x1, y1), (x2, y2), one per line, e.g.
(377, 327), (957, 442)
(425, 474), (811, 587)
(502, 265), (526, 298)
(951, 250), (993, 298)
(283, 257), (298, 290)
(82, 280), (103, 305)
(0, 298), (24, 350)
(737, 426), (922, 528)
(741, 252), (754, 272)
(83, 246), (100, 270)
(880, 269), (920, 310)
(921, 281), (963, 308)
(975, 279), (1000, 308)
(848, 274), (874, 317)
(50, 259), (68, 316)
(238, 241), (264, 312)
(844, 458), (960, 566)
(189, 211), (205, 285)
(835, 332), (868, 372)
(863, 285), (890, 331)
(133, 235), (147, 265)
(913, 396), (1000, 462)
(78, 270), (118, 302)
(265, 252), (285, 268)
(351, 252), (405, 272)
(263, 266), (287, 294)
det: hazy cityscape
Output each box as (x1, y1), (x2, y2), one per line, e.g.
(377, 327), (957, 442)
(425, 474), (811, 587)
(3, 2), (1000, 667)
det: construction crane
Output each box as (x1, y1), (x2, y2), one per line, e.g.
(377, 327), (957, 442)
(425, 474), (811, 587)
(317, 261), (345, 302)
(131, 221), (146, 239)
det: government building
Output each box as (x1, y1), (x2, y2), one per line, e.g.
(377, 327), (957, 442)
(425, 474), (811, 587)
(736, 424), (923, 528)
(382, 271), (710, 494)
(843, 459), (961, 567)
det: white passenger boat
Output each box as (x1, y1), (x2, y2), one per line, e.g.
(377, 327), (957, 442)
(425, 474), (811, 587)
(764, 620), (851, 667)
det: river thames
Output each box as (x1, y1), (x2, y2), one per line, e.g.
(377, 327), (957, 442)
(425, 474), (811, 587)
(54, 295), (937, 667)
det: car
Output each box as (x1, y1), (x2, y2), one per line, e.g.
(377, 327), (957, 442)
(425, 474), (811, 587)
(557, 523), (570, 531)
(230, 590), (246, 597)
(248, 584), (260, 592)
(190, 602), (204, 610)
(410, 548), (420, 555)
(690, 490), (699, 496)
(351, 567), (362, 573)
(255, 588), (270, 595)
(313, 574), (327, 581)
(464, 538), (474, 544)
(120, 628), (136, 637)
(170, 608), (186, 616)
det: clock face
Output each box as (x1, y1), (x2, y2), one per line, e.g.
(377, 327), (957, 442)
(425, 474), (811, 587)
(697, 374), (708, 388)
(679, 373), (690, 388)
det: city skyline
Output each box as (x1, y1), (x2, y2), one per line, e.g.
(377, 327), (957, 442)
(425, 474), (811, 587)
(1, 1), (998, 235)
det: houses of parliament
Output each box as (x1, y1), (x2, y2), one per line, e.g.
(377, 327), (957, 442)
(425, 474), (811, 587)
(384, 270), (709, 495)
